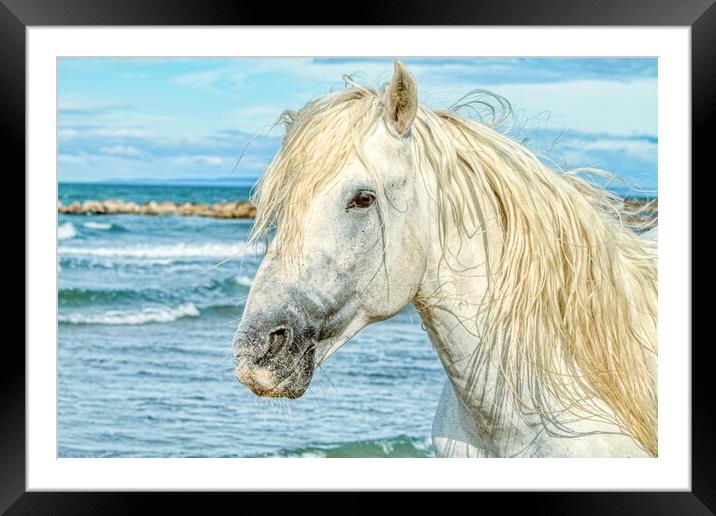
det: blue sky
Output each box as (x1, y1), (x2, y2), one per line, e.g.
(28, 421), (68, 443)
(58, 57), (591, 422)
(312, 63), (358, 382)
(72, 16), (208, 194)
(58, 57), (657, 191)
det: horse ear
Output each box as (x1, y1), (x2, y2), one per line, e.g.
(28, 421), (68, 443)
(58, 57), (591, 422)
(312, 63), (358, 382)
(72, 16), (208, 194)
(384, 60), (418, 136)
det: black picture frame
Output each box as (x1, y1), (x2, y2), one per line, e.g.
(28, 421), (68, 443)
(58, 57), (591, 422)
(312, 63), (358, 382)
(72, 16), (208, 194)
(4, 0), (709, 513)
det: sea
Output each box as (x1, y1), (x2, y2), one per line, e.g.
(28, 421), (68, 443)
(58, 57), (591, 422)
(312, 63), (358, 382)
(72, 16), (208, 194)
(58, 182), (445, 458)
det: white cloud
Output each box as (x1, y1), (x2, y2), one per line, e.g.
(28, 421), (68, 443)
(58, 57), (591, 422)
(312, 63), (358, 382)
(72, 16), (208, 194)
(409, 78), (656, 137)
(58, 128), (80, 139)
(99, 145), (142, 157)
(224, 105), (292, 133)
(91, 127), (154, 138)
(59, 99), (133, 114)
(171, 59), (657, 137)
(172, 68), (229, 88)
(58, 126), (154, 138)
(59, 58), (657, 183)
(171, 59), (391, 95)
(576, 138), (657, 161)
(58, 153), (92, 165)
(172, 155), (228, 167)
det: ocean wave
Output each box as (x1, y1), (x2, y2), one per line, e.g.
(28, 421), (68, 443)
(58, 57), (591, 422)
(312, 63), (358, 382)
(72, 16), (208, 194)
(59, 302), (200, 325)
(198, 276), (252, 296)
(59, 276), (248, 307)
(59, 287), (140, 306)
(83, 221), (126, 232)
(234, 274), (254, 287)
(58, 286), (179, 307)
(58, 222), (77, 240)
(58, 242), (261, 260)
(60, 256), (182, 268)
(259, 435), (434, 458)
(205, 303), (243, 317)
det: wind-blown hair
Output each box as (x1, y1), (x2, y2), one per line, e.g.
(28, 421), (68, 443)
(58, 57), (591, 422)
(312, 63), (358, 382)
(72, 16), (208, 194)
(250, 84), (658, 456)
(250, 86), (384, 262)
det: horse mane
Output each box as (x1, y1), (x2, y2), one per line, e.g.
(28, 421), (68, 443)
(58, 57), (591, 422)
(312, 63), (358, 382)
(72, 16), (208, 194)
(250, 84), (658, 456)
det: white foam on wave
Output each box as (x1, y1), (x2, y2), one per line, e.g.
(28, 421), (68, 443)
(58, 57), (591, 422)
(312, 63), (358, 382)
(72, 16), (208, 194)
(58, 222), (77, 240)
(234, 274), (254, 287)
(59, 302), (200, 325)
(59, 242), (262, 260)
(83, 221), (113, 230)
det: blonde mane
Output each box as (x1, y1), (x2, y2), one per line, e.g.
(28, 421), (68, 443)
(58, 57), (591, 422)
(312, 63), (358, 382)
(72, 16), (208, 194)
(250, 85), (658, 456)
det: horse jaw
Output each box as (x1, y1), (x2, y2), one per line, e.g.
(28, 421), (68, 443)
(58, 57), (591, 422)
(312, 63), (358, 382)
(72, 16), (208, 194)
(313, 313), (371, 367)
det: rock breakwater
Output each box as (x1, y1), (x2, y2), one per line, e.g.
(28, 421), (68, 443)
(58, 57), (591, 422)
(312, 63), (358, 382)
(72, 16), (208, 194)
(58, 199), (257, 219)
(57, 197), (657, 226)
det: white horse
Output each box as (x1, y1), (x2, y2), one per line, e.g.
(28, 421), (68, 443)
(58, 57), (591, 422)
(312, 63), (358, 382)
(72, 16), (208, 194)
(232, 61), (658, 458)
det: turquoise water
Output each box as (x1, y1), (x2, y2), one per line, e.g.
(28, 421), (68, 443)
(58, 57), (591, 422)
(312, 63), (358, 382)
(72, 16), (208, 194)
(58, 182), (445, 458)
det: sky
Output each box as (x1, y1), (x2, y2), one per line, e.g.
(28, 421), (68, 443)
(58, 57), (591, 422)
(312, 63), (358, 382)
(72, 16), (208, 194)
(57, 57), (658, 192)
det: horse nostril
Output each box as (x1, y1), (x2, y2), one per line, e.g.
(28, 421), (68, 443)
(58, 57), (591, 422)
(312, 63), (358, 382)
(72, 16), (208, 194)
(266, 327), (292, 356)
(252, 326), (298, 367)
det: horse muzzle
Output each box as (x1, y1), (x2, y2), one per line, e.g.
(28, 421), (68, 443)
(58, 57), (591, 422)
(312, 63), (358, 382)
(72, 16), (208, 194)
(232, 323), (316, 399)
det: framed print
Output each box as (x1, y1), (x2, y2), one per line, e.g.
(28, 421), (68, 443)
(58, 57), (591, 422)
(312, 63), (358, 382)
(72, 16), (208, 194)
(5, 0), (710, 512)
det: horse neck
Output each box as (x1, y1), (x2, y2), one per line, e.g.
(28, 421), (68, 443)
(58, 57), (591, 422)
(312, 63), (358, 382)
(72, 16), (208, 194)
(412, 172), (514, 417)
(407, 122), (657, 455)
(411, 168), (593, 437)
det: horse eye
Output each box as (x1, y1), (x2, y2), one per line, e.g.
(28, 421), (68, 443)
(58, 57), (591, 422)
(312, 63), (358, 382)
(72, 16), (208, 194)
(347, 190), (376, 209)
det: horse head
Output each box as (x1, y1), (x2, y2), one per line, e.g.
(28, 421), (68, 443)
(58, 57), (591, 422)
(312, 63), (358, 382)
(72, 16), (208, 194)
(232, 61), (428, 398)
